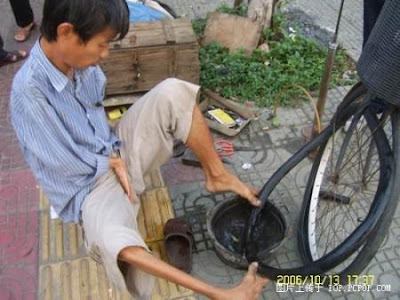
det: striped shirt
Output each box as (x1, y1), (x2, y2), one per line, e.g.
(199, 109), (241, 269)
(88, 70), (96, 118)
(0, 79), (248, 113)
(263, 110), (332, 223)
(10, 40), (120, 223)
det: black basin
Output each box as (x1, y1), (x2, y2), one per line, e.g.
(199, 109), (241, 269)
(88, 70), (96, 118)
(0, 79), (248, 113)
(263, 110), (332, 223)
(207, 197), (287, 269)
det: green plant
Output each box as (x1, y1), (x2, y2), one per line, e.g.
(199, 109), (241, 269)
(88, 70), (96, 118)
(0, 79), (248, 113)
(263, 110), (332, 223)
(194, 7), (357, 108)
(192, 18), (207, 37)
(216, 3), (248, 16)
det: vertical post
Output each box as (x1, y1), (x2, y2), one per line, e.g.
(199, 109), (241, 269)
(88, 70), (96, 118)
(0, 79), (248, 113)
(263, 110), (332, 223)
(311, 41), (338, 136)
(234, 0), (244, 7)
(303, 0), (345, 142)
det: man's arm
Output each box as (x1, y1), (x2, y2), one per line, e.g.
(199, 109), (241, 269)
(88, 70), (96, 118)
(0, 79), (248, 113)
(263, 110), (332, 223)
(11, 90), (110, 182)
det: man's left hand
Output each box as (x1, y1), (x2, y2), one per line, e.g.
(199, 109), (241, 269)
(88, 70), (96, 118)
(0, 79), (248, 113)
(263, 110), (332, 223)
(109, 157), (136, 203)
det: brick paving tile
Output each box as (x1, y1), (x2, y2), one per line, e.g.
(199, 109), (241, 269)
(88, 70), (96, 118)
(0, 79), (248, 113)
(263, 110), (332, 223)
(0, 171), (39, 299)
(0, 171), (40, 214)
(0, 264), (38, 300)
(162, 157), (205, 186)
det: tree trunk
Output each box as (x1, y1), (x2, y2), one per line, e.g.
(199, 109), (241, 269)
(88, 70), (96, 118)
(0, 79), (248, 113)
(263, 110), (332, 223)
(234, 0), (245, 7)
(247, 0), (274, 30)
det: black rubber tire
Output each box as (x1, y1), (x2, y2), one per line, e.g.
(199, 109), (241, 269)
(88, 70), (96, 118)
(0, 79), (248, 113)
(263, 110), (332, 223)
(331, 107), (400, 284)
(244, 83), (394, 279)
(297, 83), (398, 281)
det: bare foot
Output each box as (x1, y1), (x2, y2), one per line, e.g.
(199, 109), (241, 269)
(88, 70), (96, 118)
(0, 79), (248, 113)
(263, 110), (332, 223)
(213, 262), (268, 300)
(0, 50), (28, 68)
(205, 170), (261, 207)
(14, 22), (36, 42)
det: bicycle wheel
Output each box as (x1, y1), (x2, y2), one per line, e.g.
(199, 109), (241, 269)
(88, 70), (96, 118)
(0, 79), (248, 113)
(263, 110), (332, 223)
(327, 107), (400, 282)
(241, 84), (395, 279)
(298, 83), (395, 275)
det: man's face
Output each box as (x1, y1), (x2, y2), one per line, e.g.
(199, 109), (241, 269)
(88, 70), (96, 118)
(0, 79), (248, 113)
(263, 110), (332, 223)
(60, 27), (117, 69)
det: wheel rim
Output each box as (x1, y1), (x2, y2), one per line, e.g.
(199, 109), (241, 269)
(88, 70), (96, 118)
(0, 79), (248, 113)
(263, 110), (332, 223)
(307, 113), (390, 268)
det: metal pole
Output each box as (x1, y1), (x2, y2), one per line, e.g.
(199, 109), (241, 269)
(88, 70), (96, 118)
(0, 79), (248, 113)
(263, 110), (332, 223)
(305, 0), (346, 141)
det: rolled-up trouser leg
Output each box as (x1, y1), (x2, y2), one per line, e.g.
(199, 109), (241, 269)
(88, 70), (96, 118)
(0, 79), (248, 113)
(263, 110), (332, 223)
(116, 78), (200, 194)
(82, 79), (199, 299)
(82, 170), (156, 300)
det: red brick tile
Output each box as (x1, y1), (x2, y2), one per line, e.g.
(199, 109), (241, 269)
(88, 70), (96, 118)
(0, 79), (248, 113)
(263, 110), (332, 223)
(0, 171), (39, 214)
(0, 212), (39, 265)
(0, 135), (28, 172)
(0, 264), (37, 299)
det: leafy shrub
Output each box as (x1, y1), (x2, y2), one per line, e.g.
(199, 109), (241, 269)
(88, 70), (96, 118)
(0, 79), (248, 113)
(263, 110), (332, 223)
(193, 9), (356, 107)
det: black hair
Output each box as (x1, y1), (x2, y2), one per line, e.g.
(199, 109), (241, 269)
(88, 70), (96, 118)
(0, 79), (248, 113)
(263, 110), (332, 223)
(40, 0), (129, 43)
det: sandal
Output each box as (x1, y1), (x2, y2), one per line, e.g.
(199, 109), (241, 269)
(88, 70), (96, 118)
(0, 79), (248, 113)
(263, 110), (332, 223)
(173, 140), (187, 157)
(163, 218), (195, 273)
(14, 22), (36, 42)
(0, 50), (28, 68)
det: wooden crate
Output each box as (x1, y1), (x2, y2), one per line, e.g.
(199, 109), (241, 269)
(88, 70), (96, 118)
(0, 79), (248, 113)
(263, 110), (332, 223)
(101, 18), (200, 96)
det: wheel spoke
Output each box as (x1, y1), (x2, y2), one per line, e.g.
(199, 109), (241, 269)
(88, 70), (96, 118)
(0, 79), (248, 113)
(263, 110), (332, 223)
(308, 110), (383, 260)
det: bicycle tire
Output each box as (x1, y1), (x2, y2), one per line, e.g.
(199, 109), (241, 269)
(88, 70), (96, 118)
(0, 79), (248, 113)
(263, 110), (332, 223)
(331, 107), (400, 283)
(243, 84), (394, 278)
(297, 83), (396, 278)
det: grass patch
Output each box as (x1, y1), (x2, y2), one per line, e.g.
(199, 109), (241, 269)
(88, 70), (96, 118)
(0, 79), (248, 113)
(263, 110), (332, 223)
(193, 9), (356, 108)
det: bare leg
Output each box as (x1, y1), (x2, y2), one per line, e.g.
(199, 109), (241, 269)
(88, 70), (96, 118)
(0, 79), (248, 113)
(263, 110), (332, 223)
(186, 105), (261, 207)
(119, 246), (268, 300)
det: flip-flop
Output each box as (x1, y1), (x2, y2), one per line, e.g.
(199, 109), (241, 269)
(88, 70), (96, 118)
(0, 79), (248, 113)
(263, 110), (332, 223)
(14, 22), (36, 42)
(163, 218), (194, 273)
(0, 50), (28, 68)
(173, 140), (187, 157)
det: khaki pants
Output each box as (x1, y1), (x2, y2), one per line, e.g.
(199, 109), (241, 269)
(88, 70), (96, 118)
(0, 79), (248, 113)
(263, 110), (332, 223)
(81, 79), (199, 299)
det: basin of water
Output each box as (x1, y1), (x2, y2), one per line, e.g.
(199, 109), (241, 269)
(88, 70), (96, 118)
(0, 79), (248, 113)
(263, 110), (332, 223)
(207, 197), (287, 269)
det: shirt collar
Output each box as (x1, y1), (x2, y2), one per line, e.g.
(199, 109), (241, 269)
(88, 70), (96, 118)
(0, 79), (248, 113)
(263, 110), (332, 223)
(31, 39), (69, 92)
(31, 39), (93, 92)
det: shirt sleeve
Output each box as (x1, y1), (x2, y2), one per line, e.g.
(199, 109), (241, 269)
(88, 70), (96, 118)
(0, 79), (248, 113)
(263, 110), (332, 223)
(11, 87), (110, 183)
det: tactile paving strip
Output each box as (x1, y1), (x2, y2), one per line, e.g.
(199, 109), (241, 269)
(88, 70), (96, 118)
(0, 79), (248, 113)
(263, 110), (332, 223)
(38, 169), (195, 299)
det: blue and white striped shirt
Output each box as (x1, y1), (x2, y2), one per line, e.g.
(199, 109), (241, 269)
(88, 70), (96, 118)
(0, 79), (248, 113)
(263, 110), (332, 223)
(10, 40), (120, 223)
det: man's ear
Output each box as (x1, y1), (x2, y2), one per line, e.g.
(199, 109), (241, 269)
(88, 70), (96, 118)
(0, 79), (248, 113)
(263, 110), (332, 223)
(57, 23), (75, 41)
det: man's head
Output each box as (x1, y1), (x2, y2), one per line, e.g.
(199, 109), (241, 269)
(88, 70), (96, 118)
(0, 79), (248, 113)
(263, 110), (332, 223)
(40, 0), (129, 69)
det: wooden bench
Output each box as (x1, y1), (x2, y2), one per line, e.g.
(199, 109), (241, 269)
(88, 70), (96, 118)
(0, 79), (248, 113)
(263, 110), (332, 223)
(38, 169), (195, 300)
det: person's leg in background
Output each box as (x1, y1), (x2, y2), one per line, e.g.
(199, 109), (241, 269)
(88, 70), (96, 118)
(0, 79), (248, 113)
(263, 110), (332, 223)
(0, 34), (28, 67)
(0, 36), (8, 60)
(9, 0), (35, 42)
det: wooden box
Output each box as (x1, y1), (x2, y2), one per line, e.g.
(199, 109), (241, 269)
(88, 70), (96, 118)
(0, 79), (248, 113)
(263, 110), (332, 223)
(101, 18), (200, 96)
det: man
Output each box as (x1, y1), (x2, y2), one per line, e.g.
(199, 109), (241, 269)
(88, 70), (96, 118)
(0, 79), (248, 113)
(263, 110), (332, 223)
(10, 0), (268, 299)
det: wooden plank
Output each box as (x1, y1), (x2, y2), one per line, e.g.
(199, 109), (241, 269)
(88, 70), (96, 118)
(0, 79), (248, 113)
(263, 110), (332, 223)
(203, 12), (262, 55)
(203, 89), (256, 119)
(103, 94), (144, 107)
(102, 44), (199, 95)
(110, 18), (196, 49)
(162, 19), (176, 44)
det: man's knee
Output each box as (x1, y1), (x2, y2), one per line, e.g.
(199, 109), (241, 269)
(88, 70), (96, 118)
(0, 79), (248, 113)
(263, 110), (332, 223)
(156, 78), (198, 106)
(160, 77), (185, 88)
(149, 78), (195, 119)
